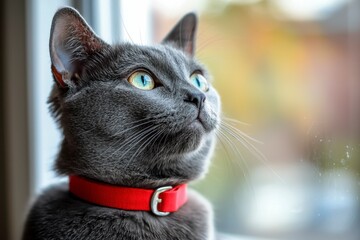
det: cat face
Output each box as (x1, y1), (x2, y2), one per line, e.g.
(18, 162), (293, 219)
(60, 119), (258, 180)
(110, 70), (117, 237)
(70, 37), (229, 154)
(49, 8), (220, 187)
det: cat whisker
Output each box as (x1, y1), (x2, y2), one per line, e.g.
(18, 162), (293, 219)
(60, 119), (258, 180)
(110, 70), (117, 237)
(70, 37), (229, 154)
(221, 120), (263, 144)
(216, 130), (248, 176)
(215, 130), (255, 196)
(213, 131), (236, 179)
(120, 15), (135, 44)
(75, 125), (100, 137)
(111, 119), (157, 137)
(98, 121), (159, 159)
(101, 124), (157, 160)
(222, 116), (252, 126)
(220, 124), (263, 160)
(76, 116), (157, 136)
(148, 128), (168, 157)
(110, 125), (160, 164)
(219, 122), (284, 183)
(219, 124), (261, 162)
(154, 130), (172, 158)
(214, 131), (232, 164)
(196, 36), (225, 56)
(124, 127), (166, 170)
(214, 131), (241, 175)
(100, 123), (154, 156)
(153, 129), (168, 155)
(148, 128), (169, 162)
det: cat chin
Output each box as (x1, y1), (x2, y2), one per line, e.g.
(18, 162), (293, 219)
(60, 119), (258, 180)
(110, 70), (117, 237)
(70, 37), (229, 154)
(188, 118), (206, 132)
(178, 125), (207, 148)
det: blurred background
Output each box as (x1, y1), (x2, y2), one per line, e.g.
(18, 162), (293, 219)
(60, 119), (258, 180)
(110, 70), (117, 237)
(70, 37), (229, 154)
(1, 0), (359, 239)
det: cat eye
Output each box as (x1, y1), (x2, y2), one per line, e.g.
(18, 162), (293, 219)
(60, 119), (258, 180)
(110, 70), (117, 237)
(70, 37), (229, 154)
(189, 73), (209, 92)
(128, 71), (155, 90)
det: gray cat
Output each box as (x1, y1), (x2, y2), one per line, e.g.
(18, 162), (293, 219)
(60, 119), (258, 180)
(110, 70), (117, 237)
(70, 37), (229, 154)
(23, 7), (221, 240)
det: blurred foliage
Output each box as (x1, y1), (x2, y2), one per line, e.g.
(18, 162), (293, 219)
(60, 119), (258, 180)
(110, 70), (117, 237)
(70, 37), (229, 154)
(192, 0), (360, 204)
(197, 3), (324, 127)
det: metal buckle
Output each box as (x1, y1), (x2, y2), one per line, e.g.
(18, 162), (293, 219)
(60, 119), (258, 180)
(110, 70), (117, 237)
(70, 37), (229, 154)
(150, 186), (172, 216)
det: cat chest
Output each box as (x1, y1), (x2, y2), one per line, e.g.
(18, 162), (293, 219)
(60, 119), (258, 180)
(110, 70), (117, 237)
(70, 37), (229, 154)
(27, 187), (211, 240)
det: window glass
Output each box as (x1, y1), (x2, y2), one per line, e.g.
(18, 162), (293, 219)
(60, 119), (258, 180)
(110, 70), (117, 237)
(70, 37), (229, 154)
(29, 0), (153, 194)
(28, 0), (71, 194)
(153, 0), (360, 238)
(29, 0), (360, 238)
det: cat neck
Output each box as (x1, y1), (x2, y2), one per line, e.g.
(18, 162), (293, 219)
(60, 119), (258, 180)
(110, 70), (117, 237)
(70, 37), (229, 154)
(55, 139), (207, 189)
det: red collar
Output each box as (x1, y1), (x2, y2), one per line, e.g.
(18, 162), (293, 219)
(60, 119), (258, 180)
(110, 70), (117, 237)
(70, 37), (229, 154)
(69, 175), (188, 216)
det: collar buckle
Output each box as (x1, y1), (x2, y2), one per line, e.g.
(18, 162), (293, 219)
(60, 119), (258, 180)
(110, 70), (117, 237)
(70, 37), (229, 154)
(150, 186), (172, 216)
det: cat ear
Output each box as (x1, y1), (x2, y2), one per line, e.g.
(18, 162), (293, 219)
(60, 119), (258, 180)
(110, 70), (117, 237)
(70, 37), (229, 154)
(49, 7), (107, 88)
(162, 13), (197, 56)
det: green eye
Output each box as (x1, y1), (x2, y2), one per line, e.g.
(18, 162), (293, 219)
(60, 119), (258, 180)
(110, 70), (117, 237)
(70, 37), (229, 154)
(190, 73), (209, 92)
(128, 71), (155, 90)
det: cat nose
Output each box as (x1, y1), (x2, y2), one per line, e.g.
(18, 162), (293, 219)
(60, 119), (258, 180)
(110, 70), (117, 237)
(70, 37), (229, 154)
(184, 92), (206, 110)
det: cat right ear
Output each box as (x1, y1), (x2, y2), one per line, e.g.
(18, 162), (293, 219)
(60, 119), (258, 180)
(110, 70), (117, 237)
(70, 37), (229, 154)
(49, 7), (107, 88)
(162, 13), (197, 56)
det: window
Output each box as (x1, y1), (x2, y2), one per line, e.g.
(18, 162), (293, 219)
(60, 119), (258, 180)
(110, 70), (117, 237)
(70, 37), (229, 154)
(24, 0), (360, 239)
(28, 0), (72, 194)
(28, 0), (153, 194)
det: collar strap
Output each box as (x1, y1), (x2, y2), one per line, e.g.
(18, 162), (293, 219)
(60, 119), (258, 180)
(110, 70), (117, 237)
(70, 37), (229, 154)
(69, 175), (188, 216)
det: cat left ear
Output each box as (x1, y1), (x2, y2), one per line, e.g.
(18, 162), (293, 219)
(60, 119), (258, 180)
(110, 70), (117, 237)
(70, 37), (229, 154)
(49, 7), (108, 88)
(162, 13), (197, 56)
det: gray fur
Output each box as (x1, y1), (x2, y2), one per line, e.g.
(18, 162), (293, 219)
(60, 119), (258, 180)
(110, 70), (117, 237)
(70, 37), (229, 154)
(23, 7), (221, 240)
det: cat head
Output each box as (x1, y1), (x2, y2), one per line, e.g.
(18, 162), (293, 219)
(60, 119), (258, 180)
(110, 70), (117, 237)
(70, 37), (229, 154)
(49, 7), (221, 187)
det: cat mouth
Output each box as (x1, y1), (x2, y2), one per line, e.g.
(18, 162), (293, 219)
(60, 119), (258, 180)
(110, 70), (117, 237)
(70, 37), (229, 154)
(188, 114), (214, 133)
(195, 116), (205, 127)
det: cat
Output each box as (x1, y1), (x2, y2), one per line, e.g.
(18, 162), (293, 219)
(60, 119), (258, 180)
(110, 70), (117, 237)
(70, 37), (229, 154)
(23, 7), (221, 240)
